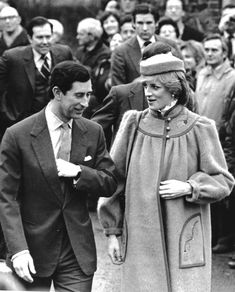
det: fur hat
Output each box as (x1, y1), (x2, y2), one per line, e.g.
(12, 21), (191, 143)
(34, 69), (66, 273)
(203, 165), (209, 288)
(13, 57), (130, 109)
(140, 53), (185, 76)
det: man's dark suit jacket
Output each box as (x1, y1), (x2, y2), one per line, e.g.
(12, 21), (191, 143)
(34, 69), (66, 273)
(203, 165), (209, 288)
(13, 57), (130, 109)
(92, 82), (146, 147)
(111, 35), (183, 86)
(0, 44), (73, 134)
(0, 110), (117, 277)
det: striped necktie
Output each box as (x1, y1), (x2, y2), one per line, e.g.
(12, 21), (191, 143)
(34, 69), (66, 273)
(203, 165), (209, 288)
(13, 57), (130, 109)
(40, 55), (50, 81)
(57, 123), (71, 161)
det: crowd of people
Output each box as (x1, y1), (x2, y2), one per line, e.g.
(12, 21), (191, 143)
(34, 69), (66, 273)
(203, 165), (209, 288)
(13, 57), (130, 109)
(0, 0), (234, 291)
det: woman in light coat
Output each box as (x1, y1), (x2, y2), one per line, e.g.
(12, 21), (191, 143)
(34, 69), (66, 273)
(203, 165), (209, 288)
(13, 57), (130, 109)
(98, 53), (234, 292)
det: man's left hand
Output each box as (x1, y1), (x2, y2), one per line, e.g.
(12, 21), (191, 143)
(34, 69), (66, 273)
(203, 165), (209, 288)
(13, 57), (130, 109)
(56, 158), (81, 178)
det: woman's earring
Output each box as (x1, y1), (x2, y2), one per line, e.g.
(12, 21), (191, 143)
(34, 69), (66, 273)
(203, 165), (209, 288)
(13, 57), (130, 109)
(172, 94), (175, 99)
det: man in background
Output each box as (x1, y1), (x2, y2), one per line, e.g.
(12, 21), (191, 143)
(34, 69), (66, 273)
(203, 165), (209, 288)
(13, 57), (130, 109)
(111, 2), (182, 86)
(0, 16), (73, 140)
(0, 6), (29, 56)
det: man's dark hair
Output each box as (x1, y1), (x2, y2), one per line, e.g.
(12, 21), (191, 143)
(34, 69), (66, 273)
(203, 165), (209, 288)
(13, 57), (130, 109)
(141, 41), (172, 60)
(49, 61), (91, 99)
(27, 16), (53, 37)
(120, 14), (133, 27)
(132, 3), (159, 23)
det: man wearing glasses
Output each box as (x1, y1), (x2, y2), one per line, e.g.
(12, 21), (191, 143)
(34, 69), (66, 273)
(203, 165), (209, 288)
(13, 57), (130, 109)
(0, 6), (29, 56)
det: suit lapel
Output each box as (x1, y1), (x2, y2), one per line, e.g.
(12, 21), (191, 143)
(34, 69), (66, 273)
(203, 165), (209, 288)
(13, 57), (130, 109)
(70, 118), (88, 164)
(128, 82), (145, 110)
(23, 47), (36, 91)
(31, 110), (64, 205)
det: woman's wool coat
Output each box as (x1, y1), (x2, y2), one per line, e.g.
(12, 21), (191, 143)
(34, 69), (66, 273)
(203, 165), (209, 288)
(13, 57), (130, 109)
(98, 106), (234, 292)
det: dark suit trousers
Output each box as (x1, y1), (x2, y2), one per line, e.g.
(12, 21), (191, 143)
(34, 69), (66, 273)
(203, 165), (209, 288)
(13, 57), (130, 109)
(18, 229), (93, 292)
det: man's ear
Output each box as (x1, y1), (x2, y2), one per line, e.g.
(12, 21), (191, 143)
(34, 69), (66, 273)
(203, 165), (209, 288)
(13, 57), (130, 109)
(52, 86), (62, 101)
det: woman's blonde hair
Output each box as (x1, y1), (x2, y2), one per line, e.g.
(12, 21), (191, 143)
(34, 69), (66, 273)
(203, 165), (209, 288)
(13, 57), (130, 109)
(153, 71), (190, 105)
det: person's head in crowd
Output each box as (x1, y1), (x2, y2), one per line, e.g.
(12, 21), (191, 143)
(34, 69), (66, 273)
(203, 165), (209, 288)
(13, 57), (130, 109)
(49, 18), (64, 44)
(132, 3), (159, 41)
(119, 0), (137, 15)
(203, 33), (228, 69)
(156, 16), (179, 41)
(120, 14), (135, 41)
(99, 10), (120, 42)
(110, 32), (123, 51)
(218, 1), (235, 35)
(140, 52), (189, 112)
(180, 40), (205, 73)
(0, 6), (21, 34)
(76, 18), (103, 49)
(105, 0), (120, 14)
(27, 16), (53, 56)
(49, 60), (92, 121)
(164, 0), (185, 24)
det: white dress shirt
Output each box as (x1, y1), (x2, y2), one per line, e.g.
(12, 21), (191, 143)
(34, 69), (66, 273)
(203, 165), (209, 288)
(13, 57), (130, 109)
(32, 48), (52, 72)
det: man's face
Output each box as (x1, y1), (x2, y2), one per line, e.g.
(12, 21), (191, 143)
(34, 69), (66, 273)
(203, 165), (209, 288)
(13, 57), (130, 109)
(120, 0), (136, 14)
(0, 7), (21, 33)
(165, 0), (184, 23)
(29, 23), (52, 55)
(58, 80), (92, 121)
(134, 14), (156, 41)
(204, 39), (226, 68)
(120, 21), (135, 41)
(76, 27), (92, 47)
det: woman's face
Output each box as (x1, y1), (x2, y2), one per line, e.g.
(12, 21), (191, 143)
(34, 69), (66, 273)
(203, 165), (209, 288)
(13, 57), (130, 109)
(103, 15), (119, 36)
(143, 80), (174, 112)
(181, 48), (196, 71)
(159, 24), (177, 40)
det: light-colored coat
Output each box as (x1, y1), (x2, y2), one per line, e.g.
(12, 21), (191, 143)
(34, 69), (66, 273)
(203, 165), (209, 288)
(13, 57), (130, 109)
(98, 106), (234, 292)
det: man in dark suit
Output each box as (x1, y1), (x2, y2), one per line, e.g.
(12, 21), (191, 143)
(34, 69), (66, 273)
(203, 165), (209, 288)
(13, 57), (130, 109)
(0, 61), (117, 291)
(111, 3), (183, 86)
(0, 16), (73, 140)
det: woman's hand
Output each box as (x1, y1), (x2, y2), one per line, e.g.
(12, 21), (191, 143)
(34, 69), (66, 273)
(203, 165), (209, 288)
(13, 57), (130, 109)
(159, 179), (192, 200)
(108, 235), (123, 265)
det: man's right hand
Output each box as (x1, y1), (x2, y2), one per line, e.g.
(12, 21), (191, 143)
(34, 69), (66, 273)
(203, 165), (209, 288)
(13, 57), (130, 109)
(12, 253), (36, 283)
(108, 235), (123, 265)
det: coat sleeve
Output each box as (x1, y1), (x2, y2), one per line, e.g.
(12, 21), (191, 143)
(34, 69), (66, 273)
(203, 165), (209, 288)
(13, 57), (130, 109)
(0, 129), (28, 256)
(98, 110), (139, 235)
(186, 117), (235, 204)
(91, 86), (119, 131)
(74, 124), (117, 198)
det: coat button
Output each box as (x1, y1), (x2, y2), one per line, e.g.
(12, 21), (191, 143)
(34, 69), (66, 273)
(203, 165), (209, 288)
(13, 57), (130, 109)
(56, 229), (61, 232)
(166, 126), (170, 131)
(166, 135), (170, 139)
(167, 117), (171, 122)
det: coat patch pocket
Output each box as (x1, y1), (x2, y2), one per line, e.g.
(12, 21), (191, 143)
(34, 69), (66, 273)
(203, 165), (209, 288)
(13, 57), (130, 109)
(179, 213), (205, 268)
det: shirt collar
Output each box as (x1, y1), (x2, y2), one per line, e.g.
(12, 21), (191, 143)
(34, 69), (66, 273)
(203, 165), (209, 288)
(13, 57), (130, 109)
(45, 102), (73, 131)
(137, 35), (156, 49)
(205, 58), (233, 79)
(32, 48), (51, 63)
